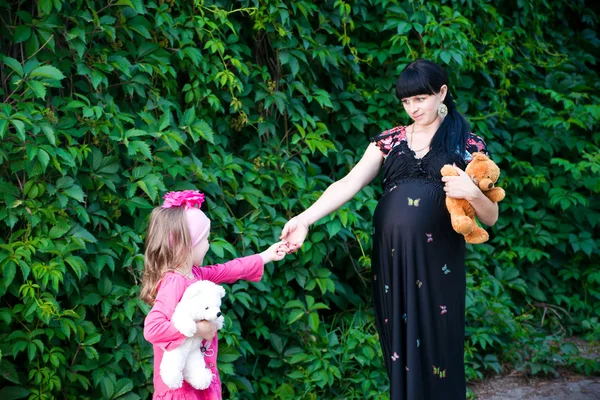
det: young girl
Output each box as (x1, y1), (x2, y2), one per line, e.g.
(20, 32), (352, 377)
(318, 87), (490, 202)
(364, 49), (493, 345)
(142, 190), (287, 400)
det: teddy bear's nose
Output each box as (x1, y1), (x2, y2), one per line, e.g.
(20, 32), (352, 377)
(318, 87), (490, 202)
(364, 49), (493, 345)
(216, 312), (222, 318)
(488, 183), (493, 189)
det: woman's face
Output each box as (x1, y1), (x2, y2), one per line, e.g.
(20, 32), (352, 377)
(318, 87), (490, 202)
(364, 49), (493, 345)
(401, 85), (447, 127)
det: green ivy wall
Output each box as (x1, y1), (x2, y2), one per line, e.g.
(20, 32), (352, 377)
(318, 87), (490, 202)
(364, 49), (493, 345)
(0, 0), (598, 399)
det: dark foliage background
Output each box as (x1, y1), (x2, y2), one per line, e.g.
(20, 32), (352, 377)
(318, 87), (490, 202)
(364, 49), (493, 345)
(0, 0), (598, 399)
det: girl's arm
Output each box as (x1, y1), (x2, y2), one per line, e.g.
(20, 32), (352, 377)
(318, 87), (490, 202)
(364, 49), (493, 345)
(280, 142), (383, 247)
(195, 254), (264, 284)
(143, 274), (187, 350)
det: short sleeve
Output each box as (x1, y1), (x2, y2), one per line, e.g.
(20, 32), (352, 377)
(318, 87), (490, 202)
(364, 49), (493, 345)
(464, 133), (489, 163)
(370, 126), (407, 158)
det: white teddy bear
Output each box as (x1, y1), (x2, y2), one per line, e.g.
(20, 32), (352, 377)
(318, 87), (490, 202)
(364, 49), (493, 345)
(160, 280), (226, 390)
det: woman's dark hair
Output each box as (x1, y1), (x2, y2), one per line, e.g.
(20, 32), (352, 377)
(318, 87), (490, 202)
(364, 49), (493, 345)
(396, 59), (469, 162)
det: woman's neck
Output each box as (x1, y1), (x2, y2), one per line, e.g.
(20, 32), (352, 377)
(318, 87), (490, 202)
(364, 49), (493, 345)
(413, 117), (443, 135)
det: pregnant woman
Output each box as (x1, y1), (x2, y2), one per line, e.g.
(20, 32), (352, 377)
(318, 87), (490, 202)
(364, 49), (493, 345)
(280, 59), (499, 399)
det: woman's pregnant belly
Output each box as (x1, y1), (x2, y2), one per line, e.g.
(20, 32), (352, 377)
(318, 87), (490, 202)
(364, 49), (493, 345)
(373, 178), (450, 234)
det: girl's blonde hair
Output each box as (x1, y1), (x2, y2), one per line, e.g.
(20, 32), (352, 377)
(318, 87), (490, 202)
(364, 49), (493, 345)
(140, 207), (191, 305)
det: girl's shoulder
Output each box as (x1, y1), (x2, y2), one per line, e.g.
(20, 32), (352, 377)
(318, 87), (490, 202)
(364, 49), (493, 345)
(157, 271), (191, 291)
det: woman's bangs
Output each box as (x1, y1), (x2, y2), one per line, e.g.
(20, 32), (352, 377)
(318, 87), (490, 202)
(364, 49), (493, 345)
(396, 69), (435, 99)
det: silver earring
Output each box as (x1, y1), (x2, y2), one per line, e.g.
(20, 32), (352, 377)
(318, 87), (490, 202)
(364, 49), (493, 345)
(438, 103), (448, 118)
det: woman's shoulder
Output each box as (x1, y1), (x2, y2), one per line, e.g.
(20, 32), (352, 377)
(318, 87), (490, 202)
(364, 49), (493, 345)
(371, 125), (407, 142)
(466, 132), (488, 153)
(371, 125), (407, 155)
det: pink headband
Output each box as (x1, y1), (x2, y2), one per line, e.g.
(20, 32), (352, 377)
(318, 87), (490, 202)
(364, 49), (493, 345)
(162, 190), (210, 247)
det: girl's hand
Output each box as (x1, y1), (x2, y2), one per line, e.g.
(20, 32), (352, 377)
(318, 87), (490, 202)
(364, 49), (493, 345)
(441, 164), (481, 201)
(259, 241), (288, 264)
(195, 320), (217, 341)
(279, 216), (309, 253)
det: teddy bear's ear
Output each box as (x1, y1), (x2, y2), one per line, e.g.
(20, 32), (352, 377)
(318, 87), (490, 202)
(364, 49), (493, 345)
(216, 285), (226, 299)
(472, 152), (488, 161)
(182, 280), (210, 301)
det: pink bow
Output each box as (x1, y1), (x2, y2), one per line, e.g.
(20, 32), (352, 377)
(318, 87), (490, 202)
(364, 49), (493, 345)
(162, 190), (205, 209)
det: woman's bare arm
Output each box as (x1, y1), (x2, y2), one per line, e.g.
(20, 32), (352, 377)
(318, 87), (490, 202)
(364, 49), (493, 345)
(280, 142), (383, 246)
(296, 142), (383, 226)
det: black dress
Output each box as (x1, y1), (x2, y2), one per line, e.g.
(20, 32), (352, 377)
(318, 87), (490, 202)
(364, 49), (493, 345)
(370, 126), (488, 400)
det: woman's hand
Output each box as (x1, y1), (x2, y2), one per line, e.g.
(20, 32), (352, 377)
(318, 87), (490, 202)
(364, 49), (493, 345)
(279, 216), (309, 253)
(441, 164), (481, 201)
(195, 320), (217, 341)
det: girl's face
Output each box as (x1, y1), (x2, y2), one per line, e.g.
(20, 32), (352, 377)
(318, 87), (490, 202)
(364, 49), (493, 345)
(191, 226), (210, 266)
(401, 85), (447, 127)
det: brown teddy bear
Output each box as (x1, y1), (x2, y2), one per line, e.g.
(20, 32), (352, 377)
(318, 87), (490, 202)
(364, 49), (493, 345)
(440, 152), (505, 244)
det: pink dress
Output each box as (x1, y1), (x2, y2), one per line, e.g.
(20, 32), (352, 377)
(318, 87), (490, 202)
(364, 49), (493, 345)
(144, 255), (264, 400)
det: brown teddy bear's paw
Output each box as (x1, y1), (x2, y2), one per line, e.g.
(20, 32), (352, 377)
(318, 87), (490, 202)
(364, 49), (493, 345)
(452, 216), (474, 235)
(465, 228), (489, 244)
(486, 187), (505, 203)
(441, 164), (459, 177)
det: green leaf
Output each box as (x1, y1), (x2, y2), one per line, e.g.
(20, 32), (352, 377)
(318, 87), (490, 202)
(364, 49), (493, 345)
(38, 0), (53, 14)
(217, 345), (241, 363)
(289, 57), (299, 77)
(118, 394), (141, 400)
(440, 51), (452, 65)
(529, 287), (547, 302)
(13, 26), (32, 43)
(288, 353), (308, 364)
(124, 129), (148, 139)
(30, 65), (66, 80)
(59, 318), (75, 339)
(137, 174), (163, 201)
(114, 378), (134, 397)
(41, 124), (56, 145)
(0, 360), (20, 384)
(37, 149), (50, 170)
(180, 108), (195, 127)
(287, 309), (305, 325)
(278, 51), (290, 65)
(124, 300), (136, 321)
(2, 57), (23, 77)
(308, 311), (319, 331)
(191, 120), (214, 144)
(284, 300), (305, 309)
(64, 256), (86, 279)
(10, 120), (26, 141)
(83, 332), (102, 346)
(0, 119), (8, 138)
(0, 386), (30, 400)
(62, 185), (85, 202)
(115, 0), (134, 6)
(56, 176), (74, 189)
(128, 141), (152, 159)
(2, 261), (16, 288)
(276, 383), (295, 400)
(326, 219), (341, 238)
(100, 377), (115, 400)
(69, 224), (97, 243)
